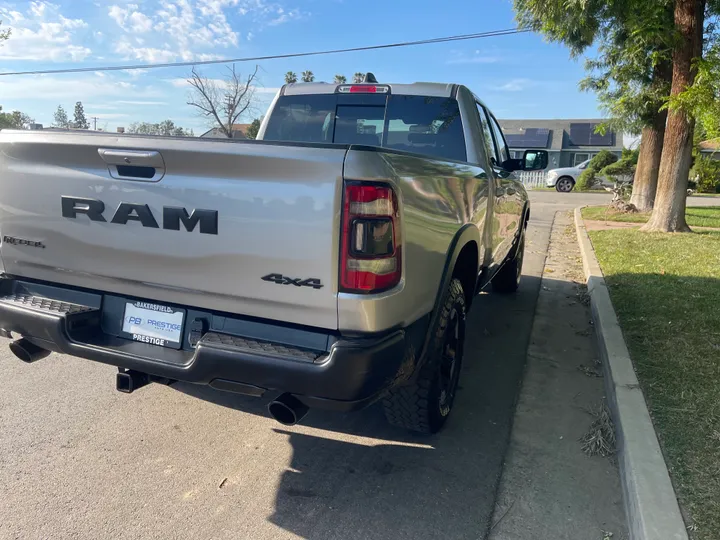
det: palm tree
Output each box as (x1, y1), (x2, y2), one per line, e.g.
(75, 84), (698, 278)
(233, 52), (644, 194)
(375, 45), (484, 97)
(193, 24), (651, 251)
(284, 71), (298, 84)
(353, 72), (365, 83)
(301, 70), (315, 83)
(333, 74), (347, 84)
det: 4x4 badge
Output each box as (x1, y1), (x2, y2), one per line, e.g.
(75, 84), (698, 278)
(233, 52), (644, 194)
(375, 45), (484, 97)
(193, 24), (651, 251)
(261, 273), (323, 289)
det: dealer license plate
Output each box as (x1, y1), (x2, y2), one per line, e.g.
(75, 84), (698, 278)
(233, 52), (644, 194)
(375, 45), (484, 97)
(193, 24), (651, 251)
(122, 301), (185, 347)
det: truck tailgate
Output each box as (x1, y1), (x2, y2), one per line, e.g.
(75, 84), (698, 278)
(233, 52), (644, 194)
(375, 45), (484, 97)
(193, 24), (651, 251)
(0, 132), (345, 330)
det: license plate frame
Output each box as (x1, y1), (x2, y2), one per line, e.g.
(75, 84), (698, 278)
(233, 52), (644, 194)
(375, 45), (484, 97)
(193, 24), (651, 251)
(122, 301), (185, 349)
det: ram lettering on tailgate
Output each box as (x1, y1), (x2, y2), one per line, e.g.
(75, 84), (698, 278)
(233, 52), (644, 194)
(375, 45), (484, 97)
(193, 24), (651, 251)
(61, 196), (218, 235)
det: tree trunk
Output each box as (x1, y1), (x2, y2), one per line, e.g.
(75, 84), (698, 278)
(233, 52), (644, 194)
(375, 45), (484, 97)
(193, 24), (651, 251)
(630, 109), (667, 211)
(641, 0), (704, 232)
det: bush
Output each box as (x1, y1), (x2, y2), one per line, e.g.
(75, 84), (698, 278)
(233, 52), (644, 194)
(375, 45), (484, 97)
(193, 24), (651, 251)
(601, 156), (637, 185)
(576, 169), (598, 191)
(587, 150), (619, 173)
(691, 155), (720, 193)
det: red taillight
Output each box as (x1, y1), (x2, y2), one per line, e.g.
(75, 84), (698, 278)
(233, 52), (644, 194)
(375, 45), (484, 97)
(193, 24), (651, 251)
(340, 183), (401, 293)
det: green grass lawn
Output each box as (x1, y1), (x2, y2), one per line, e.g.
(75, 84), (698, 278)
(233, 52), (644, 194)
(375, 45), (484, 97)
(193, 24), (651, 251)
(589, 229), (720, 539)
(582, 205), (720, 228)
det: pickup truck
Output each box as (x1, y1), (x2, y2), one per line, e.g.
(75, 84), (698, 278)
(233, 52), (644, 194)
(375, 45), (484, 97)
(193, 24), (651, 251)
(0, 80), (546, 433)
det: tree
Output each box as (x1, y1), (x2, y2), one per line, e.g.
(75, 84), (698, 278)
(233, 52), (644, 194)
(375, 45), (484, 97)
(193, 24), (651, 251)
(0, 106), (32, 129)
(301, 70), (315, 83)
(670, 43), (720, 139)
(284, 71), (298, 84)
(187, 63), (260, 139)
(128, 120), (193, 137)
(690, 154), (720, 192)
(514, 1), (675, 212)
(53, 105), (70, 128)
(641, 0), (706, 232)
(73, 101), (89, 129)
(353, 72), (366, 83)
(0, 20), (10, 44)
(333, 74), (347, 84)
(245, 117), (262, 140)
(601, 148), (640, 184)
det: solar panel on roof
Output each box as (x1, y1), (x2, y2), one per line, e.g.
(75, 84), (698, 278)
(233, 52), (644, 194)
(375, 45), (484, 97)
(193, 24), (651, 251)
(589, 130), (613, 146)
(504, 128), (550, 148)
(570, 123), (614, 146)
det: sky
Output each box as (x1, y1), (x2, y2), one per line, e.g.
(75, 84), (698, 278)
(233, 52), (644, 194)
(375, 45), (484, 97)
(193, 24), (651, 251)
(0, 0), (604, 134)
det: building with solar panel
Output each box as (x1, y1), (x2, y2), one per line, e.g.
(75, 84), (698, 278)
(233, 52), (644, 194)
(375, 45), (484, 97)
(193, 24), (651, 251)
(498, 119), (623, 170)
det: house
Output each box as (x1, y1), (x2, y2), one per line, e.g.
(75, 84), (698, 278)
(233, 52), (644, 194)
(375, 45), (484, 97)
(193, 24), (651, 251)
(698, 138), (720, 159)
(497, 119), (623, 170)
(200, 123), (252, 139)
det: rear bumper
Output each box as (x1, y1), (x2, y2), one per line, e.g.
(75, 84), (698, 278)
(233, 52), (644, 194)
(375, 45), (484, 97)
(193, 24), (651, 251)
(0, 277), (426, 411)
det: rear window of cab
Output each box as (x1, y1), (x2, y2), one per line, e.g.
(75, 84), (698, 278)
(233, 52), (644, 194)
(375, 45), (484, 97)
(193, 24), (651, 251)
(263, 93), (467, 162)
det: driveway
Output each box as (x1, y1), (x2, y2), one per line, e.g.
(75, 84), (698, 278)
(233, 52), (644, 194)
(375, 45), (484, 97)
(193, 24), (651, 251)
(0, 192), (628, 539)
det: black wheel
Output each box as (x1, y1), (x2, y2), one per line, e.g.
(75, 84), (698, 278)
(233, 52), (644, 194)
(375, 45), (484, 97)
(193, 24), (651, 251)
(491, 226), (525, 294)
(383, 278), (466, 434)
(555, 177), (575, 193)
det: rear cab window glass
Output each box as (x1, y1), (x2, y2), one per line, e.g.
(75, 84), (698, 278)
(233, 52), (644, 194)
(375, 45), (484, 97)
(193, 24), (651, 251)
(263, 93), (467, 162)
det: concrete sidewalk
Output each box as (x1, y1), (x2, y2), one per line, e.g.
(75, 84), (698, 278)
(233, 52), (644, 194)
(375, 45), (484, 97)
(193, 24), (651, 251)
(489, 211), (627, 540)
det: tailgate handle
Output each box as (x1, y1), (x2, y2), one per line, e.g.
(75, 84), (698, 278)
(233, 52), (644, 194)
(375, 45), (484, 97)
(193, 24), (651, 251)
(98, 148), (166, 182)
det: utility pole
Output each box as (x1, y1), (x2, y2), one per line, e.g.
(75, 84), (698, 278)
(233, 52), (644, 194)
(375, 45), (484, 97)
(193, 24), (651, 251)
(91, 116), (99, 130)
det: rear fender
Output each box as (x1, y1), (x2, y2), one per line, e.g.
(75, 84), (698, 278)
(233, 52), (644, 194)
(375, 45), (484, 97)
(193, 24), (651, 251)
(410, 224), (480, 380)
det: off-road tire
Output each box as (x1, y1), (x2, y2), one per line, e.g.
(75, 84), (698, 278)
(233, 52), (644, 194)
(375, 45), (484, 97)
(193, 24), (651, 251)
(383, 278), (466, 433)
(491, 226), (525, 294)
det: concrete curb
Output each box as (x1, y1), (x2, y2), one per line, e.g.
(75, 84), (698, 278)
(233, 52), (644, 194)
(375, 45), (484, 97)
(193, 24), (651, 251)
(574, 207), (688, 540)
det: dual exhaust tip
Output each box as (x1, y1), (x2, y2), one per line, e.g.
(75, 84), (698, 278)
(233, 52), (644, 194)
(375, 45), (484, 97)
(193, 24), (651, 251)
(8, 338), (309, 426)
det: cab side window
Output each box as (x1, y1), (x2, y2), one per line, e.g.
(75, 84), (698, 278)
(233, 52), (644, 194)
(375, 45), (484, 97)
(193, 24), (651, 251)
(487, 112), (510, 165)
(476, 103), (500, 167)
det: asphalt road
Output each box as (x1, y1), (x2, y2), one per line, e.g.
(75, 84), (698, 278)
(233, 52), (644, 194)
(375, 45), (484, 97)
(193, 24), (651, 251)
(0, 192), (712, 539)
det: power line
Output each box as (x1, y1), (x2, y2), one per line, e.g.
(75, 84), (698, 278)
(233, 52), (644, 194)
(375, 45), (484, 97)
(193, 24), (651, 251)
(0, 28), (531, 77)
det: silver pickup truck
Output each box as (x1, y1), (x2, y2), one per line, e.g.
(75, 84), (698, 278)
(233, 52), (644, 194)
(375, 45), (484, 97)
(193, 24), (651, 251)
(0, 80), (546, 433)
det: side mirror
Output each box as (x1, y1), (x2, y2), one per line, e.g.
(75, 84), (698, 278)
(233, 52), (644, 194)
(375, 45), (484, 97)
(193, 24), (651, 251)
(501, 150), (549, 172)
(522, 150), (548, 171)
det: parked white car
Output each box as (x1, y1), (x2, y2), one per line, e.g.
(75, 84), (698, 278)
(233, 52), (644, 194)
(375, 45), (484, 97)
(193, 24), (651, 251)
(545, 159), (591, 192)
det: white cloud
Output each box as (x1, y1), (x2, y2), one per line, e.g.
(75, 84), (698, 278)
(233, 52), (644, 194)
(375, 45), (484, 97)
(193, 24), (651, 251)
(108, 5), (127, 27)
(4, 10), (24, 22)
(108, 4), (153, 33)
(0, 74), (161, 102)
(268, 7), (302, 25)
(108, 0), (304, 65)
(29, 1), (46, 18)
(493, 79), (537, 92)
(0, 2), (91, 62)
